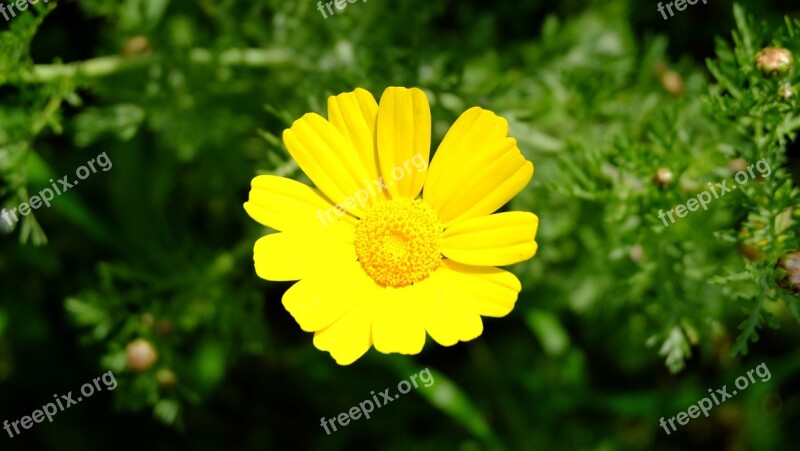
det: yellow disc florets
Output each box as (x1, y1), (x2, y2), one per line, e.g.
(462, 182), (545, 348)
(354, 198), (443, 287)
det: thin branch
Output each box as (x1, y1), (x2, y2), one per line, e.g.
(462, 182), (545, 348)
(19, 48), (296, 84)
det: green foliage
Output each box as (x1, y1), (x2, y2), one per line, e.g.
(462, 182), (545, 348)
(705, 5), (800, 355)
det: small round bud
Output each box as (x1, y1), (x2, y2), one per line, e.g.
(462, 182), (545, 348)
(739, 226), (767, 262)
(728, 158), (748, 173)
(126, 338), (158, 372)
(140, 313), (154, 328)
(653, 168), (674, 187)
(739, 243), (765, 262)
(155, 319), (173, 337)
(156, 369), (177, 389)
(756, 47), (792, 75)
(679, 179), (701, 194)
(761, 393), (783, 416)
(660, 70), (684, 96)
(779, 82), (795, 99)
(629, 244), (644, 263)
(777, 251), (800, 294)
(122, 35), (151, 56)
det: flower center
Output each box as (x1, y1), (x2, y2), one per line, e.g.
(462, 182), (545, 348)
(354, 198), (443, 287)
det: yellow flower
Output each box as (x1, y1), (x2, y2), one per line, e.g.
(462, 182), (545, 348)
(244, 87), (538, 365)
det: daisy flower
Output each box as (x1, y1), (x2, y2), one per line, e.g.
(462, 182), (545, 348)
(244, 87), (538, 365)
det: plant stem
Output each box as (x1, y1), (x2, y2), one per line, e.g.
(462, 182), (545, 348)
(20, 48), (295, 84)
(21, 55), (155, 83)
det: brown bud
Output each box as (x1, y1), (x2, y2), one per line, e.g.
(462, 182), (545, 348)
(739, 243), (765, 262)
(140, 313), (155, 328)
(653, 168), (674, 187)
(122, 35), (151, 56)
(678, 179), (701, 194)
(126, 338), (158, 372)
(660, 70), (684, 96)
(728, 158), (748, 173)
(779, 82), (795, 99)
(155, 319), (173, 337)
(629, 244), (644, 263)
(777, 251), (800, 294)
(761, 393), (783, 416)
(739, 226), (768, 262)
(156, 369), (177, 389)
(756, 47), (792, 75)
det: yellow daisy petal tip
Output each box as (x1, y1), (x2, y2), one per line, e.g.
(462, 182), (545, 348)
(313, 332), (372, 366)
(381, 86), (425, 97)
(372, 332), (426, 356)
(245, 86), (538, 365)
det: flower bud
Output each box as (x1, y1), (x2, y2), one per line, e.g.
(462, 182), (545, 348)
(728, 158), (747, 173)
(156, 369), (177, 389)
(779, 82), (795, 99)
(660, 70), (684, 96)
(777, 251), (800, 294)
(126, 338), (158, 372)
(629, 244), (644, 263)
(140, 313), (154, 328)
(739, 243), (765, 262)
(756, 47), (792, 75)
(122, 35), (151, 56)
(155, 319), (173, 337)
(653, 168), (674, 187)
(739, 225), (767, 262)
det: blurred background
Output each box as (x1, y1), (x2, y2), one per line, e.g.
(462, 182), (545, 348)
(1, 0), (800, 449)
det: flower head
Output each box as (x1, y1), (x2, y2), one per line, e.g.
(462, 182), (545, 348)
(244, 87), (538, 365)
(756, 47), (792, 74)
(126, 338), (158, 372)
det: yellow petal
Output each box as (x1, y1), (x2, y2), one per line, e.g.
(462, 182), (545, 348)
(442, 212), (539, 266)
(376, 87), (431, 199)
(327, 89), (386, 205)
(244, 175), (357, 231)
(415, 271), (483, 346)
(438, 260), (522, 318)
(283, 113), (377, 217)
(282, 260), (367, 332)
(424, 107), (533, 226)
(252, 227), (355, 281)
(371, 284), (427, 355)
(313, 296), (374, 366)
(424, 108), (507, 203)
